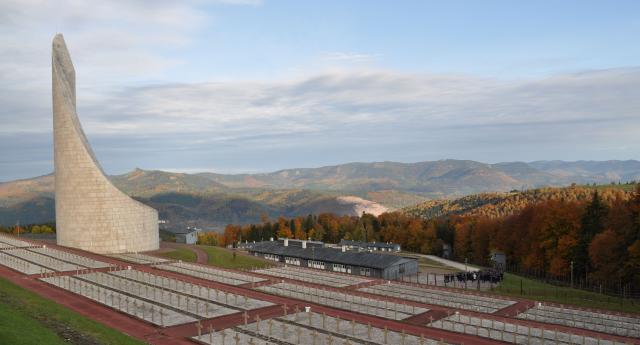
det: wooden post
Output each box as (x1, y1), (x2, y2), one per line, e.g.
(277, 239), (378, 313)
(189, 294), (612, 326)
(233, 332), (240, 345)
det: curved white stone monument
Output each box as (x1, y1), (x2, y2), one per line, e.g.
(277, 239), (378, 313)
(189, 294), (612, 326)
(53, 34), (159, 253)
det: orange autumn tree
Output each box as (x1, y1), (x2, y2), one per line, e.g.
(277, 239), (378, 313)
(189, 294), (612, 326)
(276, 216), (292, 239)
(221, 224), (241, 247)
(589, 229), (626, 282)
(216, 184), (640, 288)
(197, 231), (220, 246)
(293, 218), (306, 239)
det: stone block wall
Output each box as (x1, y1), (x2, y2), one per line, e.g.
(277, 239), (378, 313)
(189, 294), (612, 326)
(52, 34), (159, 254)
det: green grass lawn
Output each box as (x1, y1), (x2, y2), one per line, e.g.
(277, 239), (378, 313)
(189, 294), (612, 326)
(162, 247), (197, 262)
(492, 273), (640, 314)
(0, 275), (145, 345)
(197, 245), (273, 270)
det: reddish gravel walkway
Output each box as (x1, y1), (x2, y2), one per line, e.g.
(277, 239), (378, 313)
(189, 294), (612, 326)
(2, 236), (640, 345)
(453, 307), (640, 344)
(404, 309), (451, 325)
(240, 271), (640, 344)
(164, 304), (287, 338)
(0, 265), (192, 345)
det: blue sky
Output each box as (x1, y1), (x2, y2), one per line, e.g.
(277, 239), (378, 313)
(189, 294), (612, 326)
(1, 0), (640, 181)
(179, 1), (640, 79)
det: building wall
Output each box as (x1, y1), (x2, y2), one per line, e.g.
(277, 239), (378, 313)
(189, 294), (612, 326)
(176, 232), (197, 244)
(251, 251), (402, 280)
(382, 260), (418, 280)
(52, 34), (159, 254)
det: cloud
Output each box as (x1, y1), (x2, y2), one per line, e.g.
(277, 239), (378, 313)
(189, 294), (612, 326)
(3, 66), (640, 180)
(1, 1), (639, 181)
(72, 68), (640, 136)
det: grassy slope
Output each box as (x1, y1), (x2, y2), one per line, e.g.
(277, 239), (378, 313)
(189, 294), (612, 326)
(0, 301), (67, 345)
(197, 245), (273, 270)
(162, 247), (197, 262)
(493, 273), (640, 314)
(0, 275), (144, 345)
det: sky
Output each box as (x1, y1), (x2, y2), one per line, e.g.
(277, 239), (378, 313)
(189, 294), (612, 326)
(1, 0), (640, 181)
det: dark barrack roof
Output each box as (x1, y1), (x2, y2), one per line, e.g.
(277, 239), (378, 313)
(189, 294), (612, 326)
(339, 239), (400, 249)
(250, 241), (415, 269)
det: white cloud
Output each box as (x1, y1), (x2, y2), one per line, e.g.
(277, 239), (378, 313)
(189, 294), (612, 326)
(1, 1), (640, 181)
(68, 68), (639, 137)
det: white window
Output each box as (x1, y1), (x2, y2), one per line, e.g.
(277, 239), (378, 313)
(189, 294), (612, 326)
(360, 267), (371, 276)
(308, 260), (325, 269)
(332, 264), (351, 273)
(285, 257), (301, 266)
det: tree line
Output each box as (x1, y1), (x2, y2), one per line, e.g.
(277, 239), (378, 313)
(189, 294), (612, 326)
(204, 185), (640, 291)
(0, 223), (55, 234)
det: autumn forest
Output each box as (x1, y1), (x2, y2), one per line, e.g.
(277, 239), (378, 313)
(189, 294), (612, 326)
(200, 185), (640, 294)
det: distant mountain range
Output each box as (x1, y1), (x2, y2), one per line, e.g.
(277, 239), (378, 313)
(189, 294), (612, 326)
(198, 159), (640, 197)
(1, 159), (639, 228)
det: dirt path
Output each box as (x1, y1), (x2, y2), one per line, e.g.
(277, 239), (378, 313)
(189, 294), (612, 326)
(160, 242), (209, 264)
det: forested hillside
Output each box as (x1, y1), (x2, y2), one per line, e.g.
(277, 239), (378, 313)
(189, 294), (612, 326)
(2, 160), (639, 227)
(215, 185), (640, 293)
(403, 183), (635, 220)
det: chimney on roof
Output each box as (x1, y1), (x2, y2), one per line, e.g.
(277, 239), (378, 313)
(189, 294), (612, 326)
(284, 238), (289, 247)
(341, 245), (346, 252)
(270, 237), (274, 241)
(302, 240), (307, 249)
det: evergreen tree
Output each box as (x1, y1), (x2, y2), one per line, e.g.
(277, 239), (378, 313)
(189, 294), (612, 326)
(573, 191), (608, 282)
(305, 214), (314, 231)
